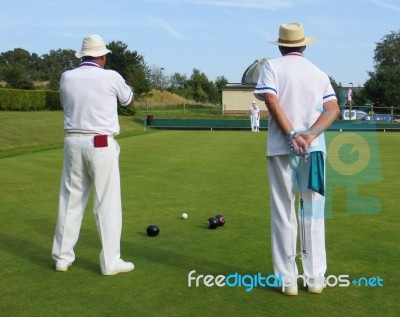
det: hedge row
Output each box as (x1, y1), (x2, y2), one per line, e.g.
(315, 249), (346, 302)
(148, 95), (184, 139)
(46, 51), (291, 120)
(0, 88), (61, 111)
(0, 89), (136, 116)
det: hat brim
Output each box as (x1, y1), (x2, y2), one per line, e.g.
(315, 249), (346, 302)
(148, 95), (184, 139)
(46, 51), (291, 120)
(75, 49), (112, 59)
(270, 36), (316, 47)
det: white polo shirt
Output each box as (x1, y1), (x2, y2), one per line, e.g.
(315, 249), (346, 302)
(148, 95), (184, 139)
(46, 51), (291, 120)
(249, 105), (260, 117)
(60, 61), (133, 136)
(254, 52), (337, 156)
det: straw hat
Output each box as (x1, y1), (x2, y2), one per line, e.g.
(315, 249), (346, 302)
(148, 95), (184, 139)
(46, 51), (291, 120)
(75, 34), (112, 58)
(271, 22), (316, 47)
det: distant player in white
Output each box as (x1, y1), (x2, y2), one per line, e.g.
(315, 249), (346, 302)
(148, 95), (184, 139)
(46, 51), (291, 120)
(347, 88), (353, 107)
(249, 101), (260, 131)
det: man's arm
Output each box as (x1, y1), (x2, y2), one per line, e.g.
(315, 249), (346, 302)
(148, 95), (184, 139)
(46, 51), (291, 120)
(300, 99), (340, 146)
(264, 93), (292, 134)
(264, 93), (309, 154)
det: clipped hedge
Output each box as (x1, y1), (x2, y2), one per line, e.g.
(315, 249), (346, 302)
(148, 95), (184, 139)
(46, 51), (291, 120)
(0, 89), (135, 116)
(0, 88), (61, 111)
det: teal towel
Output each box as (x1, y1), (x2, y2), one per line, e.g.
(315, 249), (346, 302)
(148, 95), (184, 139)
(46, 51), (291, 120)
(308, 151), (325, 196)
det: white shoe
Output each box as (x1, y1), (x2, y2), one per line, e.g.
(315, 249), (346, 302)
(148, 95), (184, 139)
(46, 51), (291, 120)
(308, 284), (326, 294)
(55, 262), (72, 272)
(279, 285), (298, 296)
(102, 260), (134, 276)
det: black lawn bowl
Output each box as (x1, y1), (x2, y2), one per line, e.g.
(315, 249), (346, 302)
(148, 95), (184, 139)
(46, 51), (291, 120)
(146, 224), (160, 236)
(208, 217), (219, 229)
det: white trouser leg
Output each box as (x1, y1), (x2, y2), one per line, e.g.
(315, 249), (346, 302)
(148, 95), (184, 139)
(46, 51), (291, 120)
(52, 137), (92, 266)
(297, 161), (326, 282)
(268, 155), (327, 285)
(52, 136), (123, 273)
(268, 155), (298, 281)
(85, 138), (122, 274)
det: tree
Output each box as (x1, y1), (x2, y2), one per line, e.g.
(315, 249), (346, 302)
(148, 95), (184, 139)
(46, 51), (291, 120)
(168, 72), (190, 98)
(0, 48), (37, 89)
(0, 64), (34, 89)
(106, 41), (151, 95)
(148, 65), (168, 90)
(363, 30), (400, 113)
(0, 48), (32, 67)
(169, 72), (187, 89)
(214, 76), (229, 104)
(41, 49), (78, 89)
(185, 68), (219, 103)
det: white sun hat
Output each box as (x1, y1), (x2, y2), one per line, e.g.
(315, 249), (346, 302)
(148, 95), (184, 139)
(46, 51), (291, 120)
(75, 34), (112, 58)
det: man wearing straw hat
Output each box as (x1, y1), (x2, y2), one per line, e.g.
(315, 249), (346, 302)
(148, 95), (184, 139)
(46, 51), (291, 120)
(52, 34), (135, 275)
(254, 23), (340, 295)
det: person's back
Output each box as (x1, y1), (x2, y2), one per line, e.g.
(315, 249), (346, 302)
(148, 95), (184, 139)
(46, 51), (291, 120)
(61, 62), (132, 136)
(257, 52), (335, 155)
(267, 54), (329, 122)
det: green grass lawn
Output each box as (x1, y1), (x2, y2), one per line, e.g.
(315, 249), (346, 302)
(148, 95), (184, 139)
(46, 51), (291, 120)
(0, 111), (148, 158)
(0, 112), (398, 316)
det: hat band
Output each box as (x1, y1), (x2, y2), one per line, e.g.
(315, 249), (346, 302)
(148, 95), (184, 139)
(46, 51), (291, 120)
(82, 44), (107, 51)
(278, 37), (305, 44)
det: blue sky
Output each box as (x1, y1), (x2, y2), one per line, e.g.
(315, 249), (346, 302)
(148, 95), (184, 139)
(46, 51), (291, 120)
(1, 0), (399, 87)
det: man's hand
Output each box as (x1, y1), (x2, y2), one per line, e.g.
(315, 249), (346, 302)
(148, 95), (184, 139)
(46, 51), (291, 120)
(288, 134), (309, 157)
(297, 131), (317, 147)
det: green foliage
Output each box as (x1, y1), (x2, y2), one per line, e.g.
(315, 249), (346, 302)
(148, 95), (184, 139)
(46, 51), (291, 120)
(117, 104), (136, 116)
(183, 68), (220, 104)
(0, 64), (34, 89)
(0, 88), (61, 110)
(352, 87), (367, 108)
(126, 64), (152, 95)
(0, 42), (227, 104)
(0, 43), (150, 93)
(329, 76), (342, 98)
(214, 75), (229, 103)
(0, 48), (45, 87)
(106, 41), (151, 95)
(45, 91), (62, 110)
(41, 49), (78, 89)
(363, 30), (400, 113)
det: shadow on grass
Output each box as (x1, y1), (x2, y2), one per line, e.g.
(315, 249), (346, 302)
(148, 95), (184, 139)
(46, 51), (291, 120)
(0, 232), (99, 274)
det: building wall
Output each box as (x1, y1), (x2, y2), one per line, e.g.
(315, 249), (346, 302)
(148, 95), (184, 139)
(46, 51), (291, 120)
(222, 87), (269, 117)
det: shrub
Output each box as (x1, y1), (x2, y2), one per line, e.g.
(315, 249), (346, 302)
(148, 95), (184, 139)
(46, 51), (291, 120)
(0, 88), (61, 111)
(117, 104), (136, 116)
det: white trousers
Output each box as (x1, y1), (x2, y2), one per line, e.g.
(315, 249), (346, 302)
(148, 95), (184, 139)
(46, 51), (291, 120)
(267, 155), (326, 284)
(251, 116), (259, 129)
(52, 135), (123, 274)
